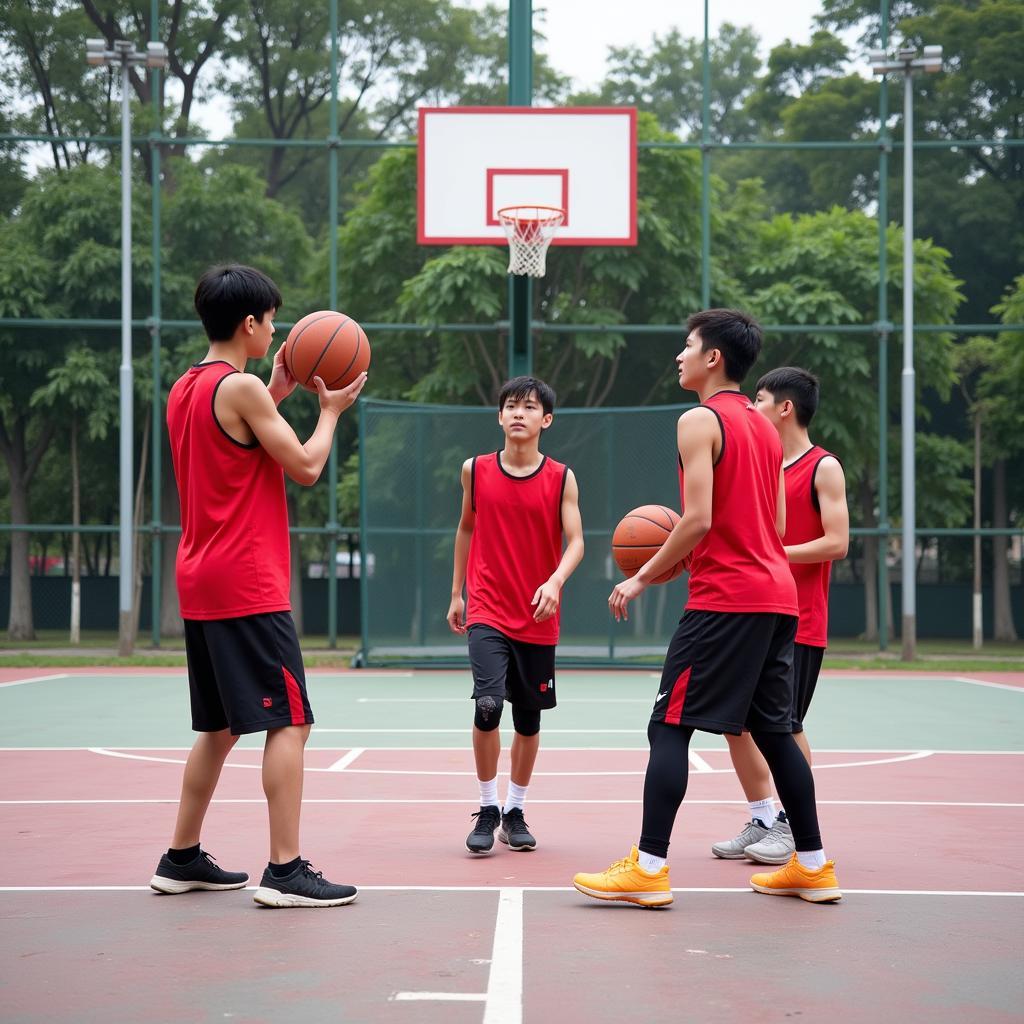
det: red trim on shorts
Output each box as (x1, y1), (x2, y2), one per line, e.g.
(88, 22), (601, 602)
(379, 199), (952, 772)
(281, 665), (305, 725)
(664, 666), (692, 726)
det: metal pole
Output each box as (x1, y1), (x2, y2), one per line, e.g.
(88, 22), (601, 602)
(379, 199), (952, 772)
(876, 0), (890, 652)
(901, 68), (916, 660)
(118, 57), (135, 657)
(150, 3), (163, 647)
(327, 0), (340, 648)
(507, 0), (532, 379)
(700, 0), (711, 307)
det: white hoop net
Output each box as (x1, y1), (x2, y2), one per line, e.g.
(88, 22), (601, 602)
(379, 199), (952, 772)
(497, 205), (565, 277)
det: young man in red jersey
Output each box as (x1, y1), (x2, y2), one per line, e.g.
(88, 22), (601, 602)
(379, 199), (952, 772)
(447, 377), (584, 855)
(150, 265), (366, 908)
(711, 366), (849, 865)
(573, 310), (842, 906)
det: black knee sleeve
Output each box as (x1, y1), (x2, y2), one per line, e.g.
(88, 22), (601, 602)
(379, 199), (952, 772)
(474, 695), (504, 732)
(511, 704), (541, 737)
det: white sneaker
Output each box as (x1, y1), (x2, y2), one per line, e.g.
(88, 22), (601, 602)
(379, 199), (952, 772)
(744, 815), (795, 865)
(711, 819), (770, 860)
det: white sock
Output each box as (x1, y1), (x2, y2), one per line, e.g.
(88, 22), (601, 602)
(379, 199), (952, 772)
(503, 781), (528, 813)
(478, 776), (499, 808)
(637, 849), (666, 873)
(749, 797), (776, 828)
(796, 849), (827, 870)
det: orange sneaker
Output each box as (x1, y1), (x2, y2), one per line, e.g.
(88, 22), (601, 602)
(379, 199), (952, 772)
(573, 847), (673, 907)
(750, 853), (842, 903)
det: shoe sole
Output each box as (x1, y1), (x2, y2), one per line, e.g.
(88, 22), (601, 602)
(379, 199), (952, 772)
(711, 847), (751, 860)
(466, 843), (495, 855)
(498, 830), (536, 852)
(252, 887), (358, 908)
(572, 881), (673, 907)
(750, 882), (842, 903)
(149, 875), (248, 894)
(744, 849), (795, 865)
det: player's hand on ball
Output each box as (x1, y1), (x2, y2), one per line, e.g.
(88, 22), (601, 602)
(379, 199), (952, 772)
(446, 595), (467, 634)
(267, 343), (297, 405)
(314, 371), (367, 415)
(531, 579), (562, 622)
(608, 576), (646, 622)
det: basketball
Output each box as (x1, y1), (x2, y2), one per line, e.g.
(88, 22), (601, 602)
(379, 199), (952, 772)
(284, 310), (370, 393)
(612, 504), (686, 584)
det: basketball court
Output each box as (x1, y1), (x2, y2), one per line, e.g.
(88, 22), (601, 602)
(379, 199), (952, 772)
(3, 666), (1022, 1023)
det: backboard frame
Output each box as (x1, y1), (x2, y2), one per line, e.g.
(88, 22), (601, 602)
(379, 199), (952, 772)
(417, 106), (637, 247)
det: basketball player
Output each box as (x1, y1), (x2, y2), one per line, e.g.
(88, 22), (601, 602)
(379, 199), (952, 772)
(712, 366), (848, 865)
(573, 309), (841, 905)
(447, 376), (584, 855)
(150, 264), (366, 907)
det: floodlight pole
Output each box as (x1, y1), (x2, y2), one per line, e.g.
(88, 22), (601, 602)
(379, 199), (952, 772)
(86, 38), (168, 656)
(869, 43), (942, 662)
(508, 0), (532, 380)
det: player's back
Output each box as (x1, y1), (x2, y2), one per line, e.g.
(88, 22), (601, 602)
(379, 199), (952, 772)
(682, 390), (797, 616)
(166, 361), (290, 619)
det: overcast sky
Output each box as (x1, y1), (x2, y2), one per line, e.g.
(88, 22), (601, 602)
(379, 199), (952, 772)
(511, 0), (853, 90)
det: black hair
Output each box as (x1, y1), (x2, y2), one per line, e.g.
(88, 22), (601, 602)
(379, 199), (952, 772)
(686, 308), (763, 383)
(755, 366), (820, 427)
(497, 376), (556, 416)
(194, 264), (283, 341)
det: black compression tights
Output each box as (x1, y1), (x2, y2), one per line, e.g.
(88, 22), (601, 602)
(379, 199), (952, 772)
(639, 722), (823, 860)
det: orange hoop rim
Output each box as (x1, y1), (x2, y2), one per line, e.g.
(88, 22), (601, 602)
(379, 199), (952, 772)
(496, 204), (565, 227)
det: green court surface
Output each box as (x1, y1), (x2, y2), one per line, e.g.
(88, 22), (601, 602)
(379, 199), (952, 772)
(2, 670), (1021, 750)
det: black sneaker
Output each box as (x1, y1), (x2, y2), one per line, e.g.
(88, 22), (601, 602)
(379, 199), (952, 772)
(498, 807), (537, 851)
(150, 850), (249, 894)
(466, 805), (502, 855)
(252, 860), (357, 908)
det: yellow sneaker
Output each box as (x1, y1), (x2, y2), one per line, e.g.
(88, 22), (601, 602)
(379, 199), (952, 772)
(750, 853), (842, 903)
(573, 847), (673, 907)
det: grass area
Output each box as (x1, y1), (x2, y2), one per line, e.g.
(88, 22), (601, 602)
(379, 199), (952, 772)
(1, 631), (1019, 672)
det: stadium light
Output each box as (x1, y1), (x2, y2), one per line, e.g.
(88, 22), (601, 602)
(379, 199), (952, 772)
(869, 43), (943, 662)
(84, 38), (168, 656)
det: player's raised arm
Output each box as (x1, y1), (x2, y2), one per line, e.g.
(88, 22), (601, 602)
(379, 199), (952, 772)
(786, 456), (849, 563)
(220, 371), (366, 486)
(447, 459), (476, 634)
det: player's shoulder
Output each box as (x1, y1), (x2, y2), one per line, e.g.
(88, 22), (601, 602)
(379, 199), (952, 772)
(814, 452), (846, 483)
(678, 404), (720, 431)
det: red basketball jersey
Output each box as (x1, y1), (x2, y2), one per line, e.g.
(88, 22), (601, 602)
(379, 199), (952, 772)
(167, 361), (291, 620)
(466, 451), (568, 645)
(680, 390), (798, 615)
(784, 446), (836, 647)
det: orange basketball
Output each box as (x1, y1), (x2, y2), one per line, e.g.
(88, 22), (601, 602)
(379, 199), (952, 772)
(284, 310), (370, 393)
(612, 504), (686, 584)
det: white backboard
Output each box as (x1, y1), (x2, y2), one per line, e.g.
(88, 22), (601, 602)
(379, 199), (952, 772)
(417, 107), (637, 246)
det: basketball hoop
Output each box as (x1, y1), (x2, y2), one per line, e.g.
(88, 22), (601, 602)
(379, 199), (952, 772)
(497, 205), (565, 277)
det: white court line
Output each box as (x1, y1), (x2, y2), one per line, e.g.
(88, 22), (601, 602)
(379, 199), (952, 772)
(953, 676), (1024, 693)
(483, 888), (523, 1024)
(5, 746), (1023, 753)
(392, 993), (484, 1002)
(4, 798), (1021, 807)
(327, 748), (365, 772)
(83, 747), (937, 774)
(0, 673), (69, 688)
(0, 884), (1021, 897)
(312, 728), (652, 733)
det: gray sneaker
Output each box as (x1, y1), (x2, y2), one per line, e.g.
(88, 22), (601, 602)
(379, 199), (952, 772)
(744, 816), (795, 864)
(711, 819), (770, 860)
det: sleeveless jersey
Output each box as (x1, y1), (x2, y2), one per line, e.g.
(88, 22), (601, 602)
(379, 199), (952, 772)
(466, 451), (568, 645)
(167, 361), (291, 620)
(680, 390), (798, 616)
(784, 445), (836, 647)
